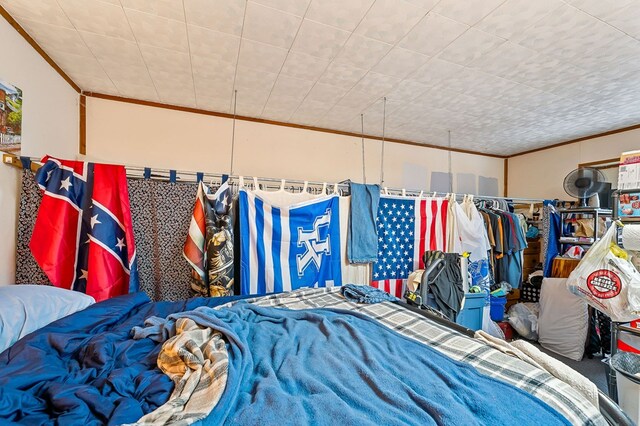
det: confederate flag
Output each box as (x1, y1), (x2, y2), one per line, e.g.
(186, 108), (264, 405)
(30, 157), (138, 301)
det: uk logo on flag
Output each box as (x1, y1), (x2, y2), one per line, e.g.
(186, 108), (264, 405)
(30, 157), (138, 302)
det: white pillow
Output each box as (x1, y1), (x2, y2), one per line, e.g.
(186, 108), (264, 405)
(538, 278), (589, 361)
(0, 285), (95, 353)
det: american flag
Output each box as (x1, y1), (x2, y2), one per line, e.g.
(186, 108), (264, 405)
(371, 196), (448, 297)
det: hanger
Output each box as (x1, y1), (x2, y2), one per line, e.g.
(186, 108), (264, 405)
(253, 176), (260, 190)
(402, 188), (406, 197)
(239, 176), (245, 188)
(384, 187), (389, 195)
(280, 179), (285, 191)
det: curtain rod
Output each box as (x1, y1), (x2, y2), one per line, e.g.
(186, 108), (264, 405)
(2, 152), (548, 203)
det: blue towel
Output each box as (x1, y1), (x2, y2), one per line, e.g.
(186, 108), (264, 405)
(348, 183), (380, 263)
(341, 283), (398, 303)
(146, 304), (570, 426)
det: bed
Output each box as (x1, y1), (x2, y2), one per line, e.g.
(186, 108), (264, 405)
(0, 287), (627, 425)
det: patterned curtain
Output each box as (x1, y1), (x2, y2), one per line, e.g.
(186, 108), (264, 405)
(16, 169), (211, 301)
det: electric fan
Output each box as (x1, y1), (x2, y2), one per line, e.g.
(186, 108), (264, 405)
(563, 167), (607, 207)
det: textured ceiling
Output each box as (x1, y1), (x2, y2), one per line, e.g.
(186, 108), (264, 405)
(3, 0), (640, 155)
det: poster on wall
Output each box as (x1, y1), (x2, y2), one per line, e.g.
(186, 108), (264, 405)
(0, 80), (22, 154)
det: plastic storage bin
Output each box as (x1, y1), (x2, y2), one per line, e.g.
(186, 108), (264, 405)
(610, 352), (640, 425)
(490, 296), (507, 321)
(425, 292), (485, 331)
(456, 293), (486, 331)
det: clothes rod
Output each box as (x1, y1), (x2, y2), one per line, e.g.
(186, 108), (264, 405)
(2, 152), (546, 203)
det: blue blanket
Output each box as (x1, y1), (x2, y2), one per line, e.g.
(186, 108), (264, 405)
(0, 292), (247, 425)
(144, 303), (570, 426)
(0, 293), (570, 425)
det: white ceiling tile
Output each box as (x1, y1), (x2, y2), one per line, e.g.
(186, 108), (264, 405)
(125, 9), (189, 52)
(291, 19), (351, 60)
(263, 94), (304, 112)
(605, 4), (640, 40)
(149, 68), (194, 90)
(372, 47), (430, 79)
(69, 72), (118, 94)
(80, 31), (147, 67)
(101, 60), (155, 89)
(432, 0), (505, 26)
(57, 0), (135, 40)
(468, 41), (536, 77)
(512, 4), (595, 53)
(187, 25), (240, 64)
(120, 0), (186, 21)
(305, 0), (375, 32)
(157, 89), (196, 108)
(242, 1), (302, 49)
(48, 50), (105, 79)
(352, 71), (401, 95)
(112, 82), (158, 102)
(237, 39), (288, 73)
(139, 44), (192, 74)
(0, 0), (73, 28)
(194, 73), (234, 100)
(196, 95), (232, 113)
(305, 83), (348, 104)
(191, 55), (236, 80)
(334, 34), (392, 69)
(318, 62), (368, 89)
(476, 0), (565, 40)
(5, 0), (640, 154)
(234, 65), (278, 92)
(355, 0), (427, 44)
(336, 89), (380, 110)
(402, 0), (440, 10)
(398, 12), (468, 56)
(565, 0), (636, 21)
(438, 28), (505, 65)
(270, 76), (315, 99)
(183, 0), (245, 36)
(19, 19), (93, 57)
(385, 80), (432, 102)
(408, 58), (464, 86)
(280, 51), (331, 80)
(251, 0), (311, 17)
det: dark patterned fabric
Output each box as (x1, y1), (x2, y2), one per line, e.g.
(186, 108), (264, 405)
(15, 170), (49, 285)
(16, 170), (221, 301)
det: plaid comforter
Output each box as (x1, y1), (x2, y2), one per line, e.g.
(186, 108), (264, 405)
(229, 287), (605, 426)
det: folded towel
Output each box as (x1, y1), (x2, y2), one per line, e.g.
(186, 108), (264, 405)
(340, 284), (398, 303)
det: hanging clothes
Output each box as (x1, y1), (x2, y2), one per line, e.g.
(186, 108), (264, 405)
(184, 180), (235, 297)
(542, 204), (561, 277)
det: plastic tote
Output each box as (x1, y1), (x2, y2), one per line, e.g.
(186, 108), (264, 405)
(610, 352), (640, 425)
(490, 296), (507, 321)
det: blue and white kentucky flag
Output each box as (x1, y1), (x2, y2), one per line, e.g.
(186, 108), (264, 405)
(239, 188), (343, 295)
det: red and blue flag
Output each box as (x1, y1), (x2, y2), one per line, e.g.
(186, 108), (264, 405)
(30, 157), (138, 301)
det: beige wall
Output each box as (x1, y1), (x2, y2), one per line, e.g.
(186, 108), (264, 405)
(85, 97), (505, 194)
(509, 128), (640, 200)
(0, 17), (79, 285)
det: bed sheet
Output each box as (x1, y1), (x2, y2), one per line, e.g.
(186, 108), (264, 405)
(0, 288), (605, 425)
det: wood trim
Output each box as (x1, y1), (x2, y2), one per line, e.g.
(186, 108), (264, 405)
(503, 158), (508, 197)
(79, 95), (86, 155)
(0, 6), (80, 93)
(578, 158), (619, 168)
(510, 123), (640, 158)
(83, 92), (508, 159)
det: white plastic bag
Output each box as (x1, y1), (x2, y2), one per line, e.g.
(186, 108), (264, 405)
(507, 303), (539, 341)
(566, 223), (640, 322)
